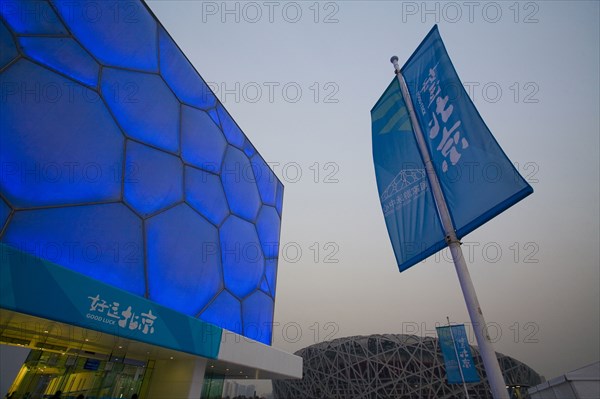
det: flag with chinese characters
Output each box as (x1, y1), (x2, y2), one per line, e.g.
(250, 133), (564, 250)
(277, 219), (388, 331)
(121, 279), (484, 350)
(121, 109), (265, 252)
(401, 25), (533, 239)
(371, 25), (533, 272)
(372, 79), (446, 272)
(437, 324), (481, 384)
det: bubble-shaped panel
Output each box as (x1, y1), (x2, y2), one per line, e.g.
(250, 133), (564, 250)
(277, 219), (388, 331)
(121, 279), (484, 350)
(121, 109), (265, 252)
(276, 181), (284, 216)
(185, 166), (229, 226)
(242, 290), (274, 345)
(159, 27), (216, 109)
(1, 203), (145, 295)
(207, 107), (220, 127)
(0, 59), (123, 208)
(259, 277), (270, 295)
(101, 68), (179, 153)
(146, 204), (222, 315)
(181, 105), (227, 173)
(221, 147), (261, 222)
(243, 139), (256, 158)
(124, 141), (183, 217)
(52, 0), (158, 72)
(251, 154), (278, 206)
(220, 215), (264, 299)
(0, 19), (18, 69)
(265, 258), (277, 298)
(19, 37), (100, 87)
(0, 0), (68, 35)
(217, 104), (245, 148)
(200, 290), (242, 335)
(256, 206), (281, 259)
(2, 0), (283, 347)
(0, 197), (11, 232)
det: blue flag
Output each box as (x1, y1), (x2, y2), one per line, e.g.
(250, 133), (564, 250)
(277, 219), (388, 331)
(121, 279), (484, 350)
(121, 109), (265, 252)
(372, 79), (446, 271)
(401, 25), (533, 238)
(437, 324), (481, 384)
(371, 26), (533, 272)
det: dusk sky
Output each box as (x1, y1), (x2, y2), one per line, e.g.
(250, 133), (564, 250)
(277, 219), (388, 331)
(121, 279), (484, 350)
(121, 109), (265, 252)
(148, 0), (600, 385)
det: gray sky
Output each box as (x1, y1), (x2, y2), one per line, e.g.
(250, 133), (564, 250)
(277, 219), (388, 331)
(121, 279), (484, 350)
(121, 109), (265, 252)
(148, 0), (599, 382)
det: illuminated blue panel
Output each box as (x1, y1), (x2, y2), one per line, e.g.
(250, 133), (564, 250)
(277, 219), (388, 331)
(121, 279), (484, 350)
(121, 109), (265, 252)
(220, 216), (264, 298)
(52, 0), (158, 72)
(243, 139), (256, 158)
(0, 59), (123, 208)
(2, 204), (145, 295)
(276, 181), (284, 215)
(0, 19), (18, 69)
(185, 166), (229, 226)
(181, 105), (227, 173)
(0, 197), (11, 231)
(19, 37), (100, 87)
(259, 277), (270, 295)
(242, 291), (274, 344)
(101, 68), (179, 153)
(207, 107), (220, 127)
(159, 27), (216, 109)
(1, 0), (283, 347)
(221, 147), (261, 222)
(146, 204), (222, 315)
(251, 154), (278, 206)
(0, 0), (67, 35)
(217, 105), (245, 148)
(200, 290), (242, 334)
(124, 141), (183, 217)
(265, 258), (277, 298)
(256, 206), (281, 258)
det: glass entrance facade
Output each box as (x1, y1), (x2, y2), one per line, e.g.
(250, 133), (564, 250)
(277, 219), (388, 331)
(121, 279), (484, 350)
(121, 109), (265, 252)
(8, 349), (146, 399)
(200, 373), (224, 399)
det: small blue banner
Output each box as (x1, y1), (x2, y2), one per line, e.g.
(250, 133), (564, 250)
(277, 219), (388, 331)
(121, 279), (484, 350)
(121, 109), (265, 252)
(437, 324), (481, 384)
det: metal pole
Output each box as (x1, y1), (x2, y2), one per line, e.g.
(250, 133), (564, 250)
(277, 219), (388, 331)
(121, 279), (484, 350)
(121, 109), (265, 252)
(390, 56), (510, 399)
(447, 316), (470, 399)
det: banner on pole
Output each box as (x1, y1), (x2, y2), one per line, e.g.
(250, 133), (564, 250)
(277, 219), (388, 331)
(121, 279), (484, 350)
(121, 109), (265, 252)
(371, 79), (446, 271)
(371, 25), (533, 272)
(401, 25), (533, 239)
(437, 324), (481, 384)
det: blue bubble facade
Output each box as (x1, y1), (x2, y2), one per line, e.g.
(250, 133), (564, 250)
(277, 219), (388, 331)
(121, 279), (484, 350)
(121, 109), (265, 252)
(0, 0), (283, 345)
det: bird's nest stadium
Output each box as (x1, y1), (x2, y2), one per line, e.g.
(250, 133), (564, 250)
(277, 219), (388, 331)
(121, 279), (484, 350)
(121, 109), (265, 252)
(273, 334), (543, 399)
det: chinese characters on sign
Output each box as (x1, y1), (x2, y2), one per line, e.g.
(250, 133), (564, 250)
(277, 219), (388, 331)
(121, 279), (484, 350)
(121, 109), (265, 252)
(436, 324), (480, 384)
(418, 64), (470, 173)
(456, 336), (473, 370)
(86, 294), (157, 335)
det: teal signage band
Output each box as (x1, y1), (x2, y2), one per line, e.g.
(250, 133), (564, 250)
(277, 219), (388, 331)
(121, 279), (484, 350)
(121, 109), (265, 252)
(0, 244), (222, 359)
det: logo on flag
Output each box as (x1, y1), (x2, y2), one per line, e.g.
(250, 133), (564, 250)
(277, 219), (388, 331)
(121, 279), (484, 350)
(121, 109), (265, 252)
(380, 169), (428, 216)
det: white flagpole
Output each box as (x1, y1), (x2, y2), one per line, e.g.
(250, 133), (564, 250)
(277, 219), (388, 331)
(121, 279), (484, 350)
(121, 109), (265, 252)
(447, 316), (470, 399)
(390, 56), (510, 399)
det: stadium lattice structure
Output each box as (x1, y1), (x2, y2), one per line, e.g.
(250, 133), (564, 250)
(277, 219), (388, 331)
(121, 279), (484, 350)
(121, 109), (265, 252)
(273, 334), (542, 399)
